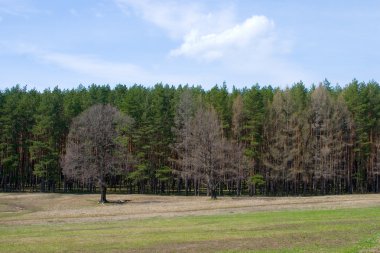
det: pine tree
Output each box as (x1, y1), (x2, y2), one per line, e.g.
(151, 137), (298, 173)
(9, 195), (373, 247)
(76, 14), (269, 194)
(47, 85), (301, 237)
(30, 87), (66, 192)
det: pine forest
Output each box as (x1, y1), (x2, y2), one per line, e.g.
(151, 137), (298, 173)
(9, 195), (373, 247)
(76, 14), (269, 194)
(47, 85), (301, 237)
(1, 79), (380, 197)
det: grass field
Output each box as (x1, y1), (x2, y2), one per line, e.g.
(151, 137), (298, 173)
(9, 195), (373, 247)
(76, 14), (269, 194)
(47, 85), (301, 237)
(1, 193), (380, 252)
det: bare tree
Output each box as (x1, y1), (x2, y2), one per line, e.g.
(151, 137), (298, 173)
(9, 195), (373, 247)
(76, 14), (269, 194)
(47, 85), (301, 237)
(262, 90), (301, 194)
(189, 106), (224, 199)
(332, 95), (355, 193)
(172, 90), (196, 195)
(373, 137), (380, 192)
(232, 94), (244, 141)
(306, 86), (353, 194)
(174, 101), (248, 199)
(224, 139), (249, 196)
(61, 104), (133, 203)
(232, 95), (250, 195)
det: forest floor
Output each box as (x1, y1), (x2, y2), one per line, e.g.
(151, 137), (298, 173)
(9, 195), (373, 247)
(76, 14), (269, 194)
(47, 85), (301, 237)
(0, 193), (380, 252)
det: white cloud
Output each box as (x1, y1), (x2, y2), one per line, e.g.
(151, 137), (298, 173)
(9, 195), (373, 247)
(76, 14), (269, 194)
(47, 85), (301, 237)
(0, 1), (313, 89)
(115, 0), (235, 39)
(170, 16), (275, 61)
(115, 0), (312, 87)
(115, 0), (279, 61)
(115, 0), (289, 62)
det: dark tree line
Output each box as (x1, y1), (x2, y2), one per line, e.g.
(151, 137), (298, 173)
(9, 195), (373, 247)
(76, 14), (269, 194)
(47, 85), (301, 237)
(1, 80), (380, 197)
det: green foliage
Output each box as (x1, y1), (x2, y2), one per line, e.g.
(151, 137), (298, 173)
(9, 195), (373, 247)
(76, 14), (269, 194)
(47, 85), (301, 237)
(128, 164), (149, 184)
(249, 174), (265, 187)
(205, 82), (232, 135)
(240, 85), (268, 159)
(30, 87), (66, 181)
(155, 166), (172, 182)
(0, 86), (39, 188)
(0, 81), (380, 194)
(342, 79), (380, 188)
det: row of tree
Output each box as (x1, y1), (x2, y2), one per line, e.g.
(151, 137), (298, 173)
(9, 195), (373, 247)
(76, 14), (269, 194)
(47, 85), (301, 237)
(1, 80), (380, 197)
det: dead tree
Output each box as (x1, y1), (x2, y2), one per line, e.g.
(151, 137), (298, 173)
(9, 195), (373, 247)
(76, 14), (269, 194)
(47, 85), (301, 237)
(190, 106), (224, 199)
(172, 90), (196, 195)
(61, 104), (133, 203)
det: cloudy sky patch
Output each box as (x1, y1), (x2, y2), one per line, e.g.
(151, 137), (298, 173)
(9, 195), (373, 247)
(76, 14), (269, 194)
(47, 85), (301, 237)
(0, 0), (379, 90)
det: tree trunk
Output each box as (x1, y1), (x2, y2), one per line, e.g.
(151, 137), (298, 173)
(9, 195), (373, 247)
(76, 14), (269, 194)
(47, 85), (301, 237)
(211, 187), (217, 199)
(237, 179), (241, 196)
(99, 185), (107, 203)
(194, 178), (198, 196)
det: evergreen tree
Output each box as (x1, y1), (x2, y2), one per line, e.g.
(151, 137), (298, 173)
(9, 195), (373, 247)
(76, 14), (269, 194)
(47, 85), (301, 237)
(30, 87), (66, 192)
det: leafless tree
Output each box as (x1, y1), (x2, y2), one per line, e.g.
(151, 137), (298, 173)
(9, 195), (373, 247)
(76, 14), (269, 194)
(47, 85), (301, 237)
(232, 94), (244, 142)
(174, 105), (247, 199)
(262, 90), (302, 194)
(172, 90), (196, 195)
(373, 137), (380, 191)
(232, 95), (250, 195)
(189, 106), (224, 199)
(223, 139), (249, 195)
(306, 85), (353, 194)
(61, 104), (133, 203)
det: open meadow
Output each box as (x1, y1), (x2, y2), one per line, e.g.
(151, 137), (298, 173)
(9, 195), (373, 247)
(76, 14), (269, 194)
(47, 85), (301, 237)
(1, 193), (380, 252)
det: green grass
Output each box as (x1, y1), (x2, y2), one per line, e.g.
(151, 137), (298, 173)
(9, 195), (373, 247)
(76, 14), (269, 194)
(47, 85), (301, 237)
(1, 207), (380, 252)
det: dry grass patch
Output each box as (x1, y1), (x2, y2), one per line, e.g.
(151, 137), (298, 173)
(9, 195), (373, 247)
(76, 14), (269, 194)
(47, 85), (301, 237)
(1, 193), (380, 252)
(1, 193), (380, 225)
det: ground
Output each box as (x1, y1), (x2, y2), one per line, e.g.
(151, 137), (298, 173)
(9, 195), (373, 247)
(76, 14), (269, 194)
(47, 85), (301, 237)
(0, 193), (380, 252)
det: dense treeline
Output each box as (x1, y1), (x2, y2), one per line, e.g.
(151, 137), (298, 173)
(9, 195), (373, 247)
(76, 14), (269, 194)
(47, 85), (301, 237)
(1, 80), (380, 196)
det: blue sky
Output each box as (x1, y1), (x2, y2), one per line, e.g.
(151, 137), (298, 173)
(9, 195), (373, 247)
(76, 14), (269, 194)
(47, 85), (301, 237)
(0, 0), (379, 90)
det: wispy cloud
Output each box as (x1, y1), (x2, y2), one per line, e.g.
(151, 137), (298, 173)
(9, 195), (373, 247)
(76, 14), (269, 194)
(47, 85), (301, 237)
(40, 53), (146, 82)
(1, 42), (149, 84)
(115, 0), (235, 39)
(0, 41), (214, 87)
(37, 51), (216, 86)
(0, 0), (28, 16)
(0, 0), (49, 17)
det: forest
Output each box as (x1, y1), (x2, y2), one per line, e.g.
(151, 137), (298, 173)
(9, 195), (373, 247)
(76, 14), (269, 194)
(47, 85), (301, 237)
(1, 79), (380, 197)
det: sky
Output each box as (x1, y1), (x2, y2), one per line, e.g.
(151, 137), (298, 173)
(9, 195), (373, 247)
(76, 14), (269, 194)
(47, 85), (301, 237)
(0, 0), (379, 90)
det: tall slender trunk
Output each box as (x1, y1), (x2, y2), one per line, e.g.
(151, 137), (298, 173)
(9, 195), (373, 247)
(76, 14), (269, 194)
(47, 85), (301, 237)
(185, 177), (189, 196)
(237, 179), (241, 196)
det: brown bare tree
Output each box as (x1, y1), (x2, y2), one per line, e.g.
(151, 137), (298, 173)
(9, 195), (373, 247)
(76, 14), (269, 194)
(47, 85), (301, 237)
(61, 104), (133, 203)
(172, 90), (196, 195)
(190, 106), (224, 199)
(232, 94), (244, 142)
(231, 94), (250, 195)
(306, 86), (354, 194)
(262, 90), (302, 194)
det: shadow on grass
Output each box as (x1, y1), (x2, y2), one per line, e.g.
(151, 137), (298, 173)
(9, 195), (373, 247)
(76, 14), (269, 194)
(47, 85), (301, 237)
(100, 199), (131, 205)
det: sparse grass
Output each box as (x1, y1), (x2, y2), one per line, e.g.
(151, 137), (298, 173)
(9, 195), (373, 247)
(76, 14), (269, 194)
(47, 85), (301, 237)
(0, 193), (380, 252)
